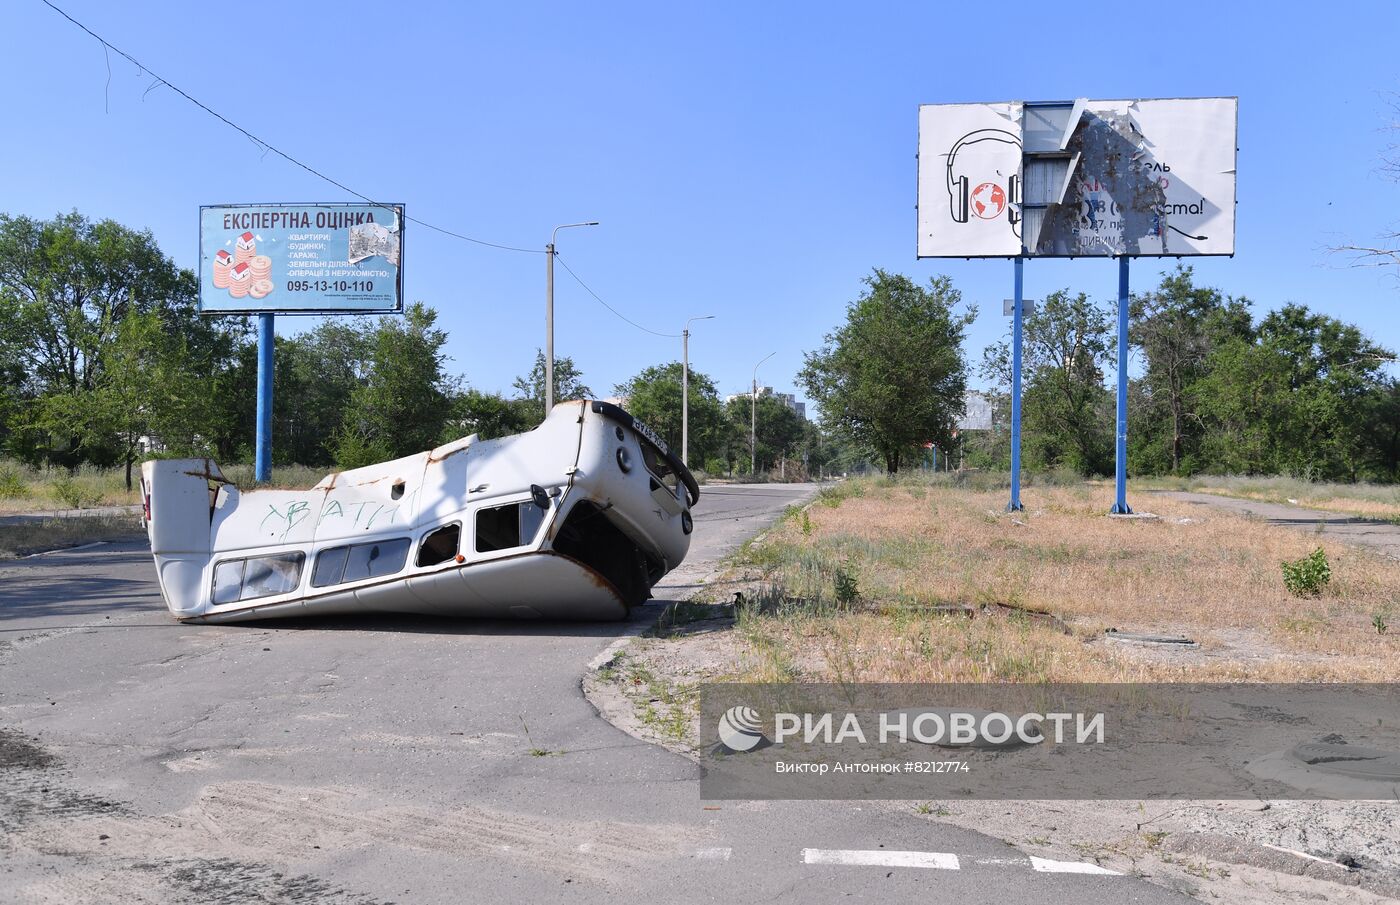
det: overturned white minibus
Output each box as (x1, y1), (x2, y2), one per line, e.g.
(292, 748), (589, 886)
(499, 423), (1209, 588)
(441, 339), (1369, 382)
(140, 400), (698, 623)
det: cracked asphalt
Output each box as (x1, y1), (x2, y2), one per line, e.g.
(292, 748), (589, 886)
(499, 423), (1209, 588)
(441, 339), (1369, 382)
(1, 483), (1192, 904)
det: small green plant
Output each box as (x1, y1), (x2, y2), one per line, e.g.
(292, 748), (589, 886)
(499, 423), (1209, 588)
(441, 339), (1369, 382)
(1281, 547), (1331, 598)
(833, 559), (860, 607)
(51, 476), (103, 510)
(518, 716), (561, 757)
(0, 466), (28, 499)
(801, 509), (812, 537)
(1374, 607), (1391, 636)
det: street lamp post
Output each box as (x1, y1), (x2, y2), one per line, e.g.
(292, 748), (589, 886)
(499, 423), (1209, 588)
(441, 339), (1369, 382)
(545, 221), (599, 416)
(751, 351), (775, 476)
(681, 315), (715, 468)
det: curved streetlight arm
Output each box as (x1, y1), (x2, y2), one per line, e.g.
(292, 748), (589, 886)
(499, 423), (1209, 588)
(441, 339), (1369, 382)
(551, 221), (600, 246)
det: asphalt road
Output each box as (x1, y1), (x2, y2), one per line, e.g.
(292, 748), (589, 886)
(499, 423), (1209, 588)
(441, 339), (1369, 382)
(1, 482), (1192, 904)
(1158, 490), (1400, 560)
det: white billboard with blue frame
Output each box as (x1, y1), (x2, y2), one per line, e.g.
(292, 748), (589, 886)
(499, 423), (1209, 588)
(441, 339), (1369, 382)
(199, 202), (404, 313)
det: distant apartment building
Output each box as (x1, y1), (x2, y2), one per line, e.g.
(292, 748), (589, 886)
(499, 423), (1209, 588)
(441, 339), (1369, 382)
(725, 385), (806, 420)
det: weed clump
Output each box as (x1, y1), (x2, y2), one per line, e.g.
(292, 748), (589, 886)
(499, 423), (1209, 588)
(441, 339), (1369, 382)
(51, 476), (103, 510)
(0, 466), (28, 499)
(1281, 547), (1331, 597)
(833, 560), (860, 607)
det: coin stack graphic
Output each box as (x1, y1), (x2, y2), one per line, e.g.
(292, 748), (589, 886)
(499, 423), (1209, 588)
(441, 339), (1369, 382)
(228, 262), (251, 298)
(215, 231), (276, 303)
(212, 249), (233, 288)
(248, 254), (274, 299)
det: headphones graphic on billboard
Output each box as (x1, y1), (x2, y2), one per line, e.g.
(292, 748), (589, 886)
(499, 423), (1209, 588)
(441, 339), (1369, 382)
(946, 129), (1022, 238)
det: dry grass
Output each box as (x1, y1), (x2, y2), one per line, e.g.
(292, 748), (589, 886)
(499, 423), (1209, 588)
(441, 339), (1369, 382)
(1132, 474), (1400, 522)
(0, 514), (146, 559)
(718, 475), (1400, 682)
(0, 459), (327, 513)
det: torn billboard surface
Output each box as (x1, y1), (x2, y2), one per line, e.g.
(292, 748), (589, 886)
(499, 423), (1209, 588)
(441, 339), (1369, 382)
(918, 98), (1236, 258)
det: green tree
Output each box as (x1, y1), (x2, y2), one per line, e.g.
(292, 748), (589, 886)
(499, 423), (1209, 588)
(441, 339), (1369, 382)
(801, 270), (974, 474)
(33, 311), (212, 490)
(1191, 304), (1392, 480)
(513, 349), (592, 416)
(725, 392), (807, 476)
(281, 321), (373, 466)
(333, 303), (450, 467)
(0, 211), (245, 466)
(442, 387), (535, 442)
(1129, 266), (1252, 474)
(982, 290), (1114, 475)
(614, 361), (727, 465)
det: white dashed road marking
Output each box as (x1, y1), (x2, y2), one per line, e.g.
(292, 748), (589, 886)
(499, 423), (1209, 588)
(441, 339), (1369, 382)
(1028, 856), (1121, 875)
(694, 847), (733, 861)
(796, 849), (1121, 876)
(801, 849), (961, 870)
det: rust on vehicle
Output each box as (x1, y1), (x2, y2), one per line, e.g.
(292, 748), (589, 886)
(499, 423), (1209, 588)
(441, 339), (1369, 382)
(182, 458), (232, 484)
(540, 549), (624, 599)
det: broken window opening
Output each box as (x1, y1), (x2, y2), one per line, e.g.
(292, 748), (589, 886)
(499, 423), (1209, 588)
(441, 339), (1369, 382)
(475, 502), (545, 553)
(638, 443), (679, 493)
(417, 523), (461, 567)
(551, 501), (661, 608)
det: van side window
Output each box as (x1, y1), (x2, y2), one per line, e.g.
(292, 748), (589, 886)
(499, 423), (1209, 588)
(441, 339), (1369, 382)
(312, 547), (349, 588)
(417, 524), (460, 567)
(311, 538), (410, 587)
(211, 553), (305, 604)
(476, 503), (545, 553)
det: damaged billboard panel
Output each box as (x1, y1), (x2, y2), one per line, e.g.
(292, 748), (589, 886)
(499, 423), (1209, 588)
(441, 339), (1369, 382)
(199, 202), (405, 313)
(139, 400), (698, 623)
(918, 98), (1236, 258)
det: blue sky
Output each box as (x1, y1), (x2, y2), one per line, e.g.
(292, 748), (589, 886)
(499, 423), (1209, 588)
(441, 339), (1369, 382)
(4, 1), (1398, 415)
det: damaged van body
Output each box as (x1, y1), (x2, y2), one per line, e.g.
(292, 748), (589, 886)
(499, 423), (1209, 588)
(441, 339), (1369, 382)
(140, 400), (698, 623)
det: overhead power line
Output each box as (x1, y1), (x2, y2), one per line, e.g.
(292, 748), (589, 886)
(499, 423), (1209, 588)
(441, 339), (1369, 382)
(39, 0), (542, 255)
(552, 254), (680, 339)
(40, 0), (680, 340)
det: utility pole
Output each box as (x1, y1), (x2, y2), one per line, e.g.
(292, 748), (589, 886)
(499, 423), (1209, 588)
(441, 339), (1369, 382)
(750, 351), (775, 476)
(544, 221), (598, 417)
(682, 315), (715, 467)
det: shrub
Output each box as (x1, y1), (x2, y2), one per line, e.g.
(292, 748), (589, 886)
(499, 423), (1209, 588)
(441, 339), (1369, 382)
(833, 559), (860, 607)
(51, 477), (104, 510)
(1281, 547), (1331, 598)
(0, 466), (28, 499)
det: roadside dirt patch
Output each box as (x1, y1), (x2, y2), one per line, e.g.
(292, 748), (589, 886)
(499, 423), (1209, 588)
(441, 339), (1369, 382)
(893, 798), (1400, 904)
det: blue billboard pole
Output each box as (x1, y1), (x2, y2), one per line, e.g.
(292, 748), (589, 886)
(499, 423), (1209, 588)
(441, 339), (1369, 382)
(1111, 256), (1132, 514)
(197, 203), (406, 484)
(255, 313), (274, 483)
(1008, 256), (1025, 512)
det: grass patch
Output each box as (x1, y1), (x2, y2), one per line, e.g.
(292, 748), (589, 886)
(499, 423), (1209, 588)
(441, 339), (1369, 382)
(722, 473), (1400, 681)
(617, 656), (697, 744)
(1133, 473), (1400, 521)
(0, 459), (329, 513)
(0, 514), (146, 559)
